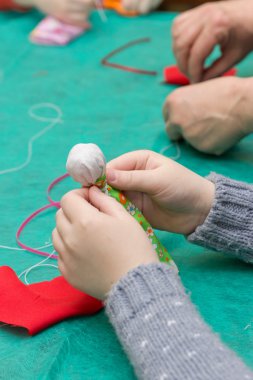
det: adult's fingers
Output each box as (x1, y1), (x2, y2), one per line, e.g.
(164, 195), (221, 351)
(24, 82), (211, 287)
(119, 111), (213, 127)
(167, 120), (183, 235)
(202, 49), (238, 81)
(122, 0), (138, 11)
(173, 16), (203, 74)
(173, 21), (203, 75)
(188, 25), (229, 83)
(165, 122), (182, 141)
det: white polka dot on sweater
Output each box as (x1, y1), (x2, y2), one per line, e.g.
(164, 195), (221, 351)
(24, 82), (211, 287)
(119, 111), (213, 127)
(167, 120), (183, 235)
(187, 351), (197, 358)
(141, 340), (148, 348)
(144, 313), (153, 320)
(167, 320), (176, 327)
(193, 333), (201, 338)
(163, 346), (170, 353)
(159, 373), (168, 380)
(174, 301), (183, 307)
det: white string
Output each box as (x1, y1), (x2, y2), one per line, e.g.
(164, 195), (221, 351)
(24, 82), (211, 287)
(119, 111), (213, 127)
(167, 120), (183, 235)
(94, 0), (108, 22)
(160, 142), (181, 161)
(0, 251), (58, 329)
(18, 250), (58, 285)
(0, 103), (63, 175)
(0, 242), (52, 252)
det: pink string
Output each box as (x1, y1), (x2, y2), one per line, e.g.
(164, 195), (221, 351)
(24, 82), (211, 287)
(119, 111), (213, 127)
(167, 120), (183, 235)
(16, 174), (70, 259)
(47, 173), (69, 204)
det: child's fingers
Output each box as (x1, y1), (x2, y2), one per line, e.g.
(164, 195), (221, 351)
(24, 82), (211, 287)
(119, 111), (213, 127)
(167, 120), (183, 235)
(107, 150), (152, 172)
(52, 228), (67, 260)
(55, 208), (71, 236)
(89, 186), (128, 218)
(107, 167), (157, 194)
(60, 189), (97, 222)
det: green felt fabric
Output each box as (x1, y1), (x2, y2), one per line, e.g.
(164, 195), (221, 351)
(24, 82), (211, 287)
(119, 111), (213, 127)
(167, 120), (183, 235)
(0, 9), (253, 379)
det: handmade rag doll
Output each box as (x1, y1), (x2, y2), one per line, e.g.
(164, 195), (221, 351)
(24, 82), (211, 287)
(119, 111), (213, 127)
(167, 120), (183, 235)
(67, 143), (177, 269)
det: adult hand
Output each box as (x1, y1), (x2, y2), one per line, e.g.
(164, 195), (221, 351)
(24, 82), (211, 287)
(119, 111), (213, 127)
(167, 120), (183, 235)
(107, 150), (214, 235)
(122, 0), (162, 14)
(163, 77), (253, 155)
(172, 0), (253, 83)
(16, 0), (93, 26)
(53, 188), (158, 300)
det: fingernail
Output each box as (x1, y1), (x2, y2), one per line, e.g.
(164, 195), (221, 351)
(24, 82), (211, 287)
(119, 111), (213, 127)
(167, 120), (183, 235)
(107, 169), (116, 183)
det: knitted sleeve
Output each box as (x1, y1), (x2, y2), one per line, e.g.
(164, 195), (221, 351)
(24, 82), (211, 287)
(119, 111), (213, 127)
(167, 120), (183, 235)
(106, 263), (253, 380)
(188, 173), (253, 263)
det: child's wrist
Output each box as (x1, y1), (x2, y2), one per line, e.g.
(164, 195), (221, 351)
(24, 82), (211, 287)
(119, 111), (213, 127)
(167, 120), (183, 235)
(191, 180), (215, 234)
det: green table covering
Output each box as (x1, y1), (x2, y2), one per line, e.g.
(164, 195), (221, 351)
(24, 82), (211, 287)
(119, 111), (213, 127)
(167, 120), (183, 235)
(0, 9), (253, 379)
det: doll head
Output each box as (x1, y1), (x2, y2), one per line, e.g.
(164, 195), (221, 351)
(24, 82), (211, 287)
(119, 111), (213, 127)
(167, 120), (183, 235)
(66, 143), (106, 187)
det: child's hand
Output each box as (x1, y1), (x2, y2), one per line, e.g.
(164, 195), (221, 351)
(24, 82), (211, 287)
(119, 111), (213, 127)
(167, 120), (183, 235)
(16, 0), (93, 26)
(122, 0), (162, 14)
(107, 151), (215, 235)
(53, 187), (158, 300)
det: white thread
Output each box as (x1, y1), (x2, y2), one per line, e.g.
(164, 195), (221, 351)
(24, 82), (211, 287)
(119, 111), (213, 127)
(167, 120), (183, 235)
(18, 250), (58, 285)
(0, 250), (58, 331)
(0, 243), (52, 252)
(94, 0), (108, 22)
(0, 103), (63, 175)
(160, 142), (181, 161)
(244, 322), (252, 330)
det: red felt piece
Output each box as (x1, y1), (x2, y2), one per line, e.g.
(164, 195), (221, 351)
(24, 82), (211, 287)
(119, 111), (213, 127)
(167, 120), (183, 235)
(164, 65), (237, 86)
(0, 266), (103, 335)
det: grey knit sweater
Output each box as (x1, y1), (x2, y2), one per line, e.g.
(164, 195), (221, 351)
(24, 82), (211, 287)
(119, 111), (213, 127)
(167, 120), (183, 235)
(106, 173), (253, 380)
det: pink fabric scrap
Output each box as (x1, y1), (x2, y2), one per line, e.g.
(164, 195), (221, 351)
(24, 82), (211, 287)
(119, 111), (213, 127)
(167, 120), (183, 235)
(30, 16), (90, 46)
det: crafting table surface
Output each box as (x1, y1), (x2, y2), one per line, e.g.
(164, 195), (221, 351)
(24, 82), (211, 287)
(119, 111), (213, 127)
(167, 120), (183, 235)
(1, 9), (253, 380)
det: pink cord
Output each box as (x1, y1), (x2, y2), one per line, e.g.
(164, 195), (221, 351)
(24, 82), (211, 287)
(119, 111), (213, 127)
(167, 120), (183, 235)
(16, 174), (70, 259)
(47, 173), (69, 203)
(101, 38), (158, 76)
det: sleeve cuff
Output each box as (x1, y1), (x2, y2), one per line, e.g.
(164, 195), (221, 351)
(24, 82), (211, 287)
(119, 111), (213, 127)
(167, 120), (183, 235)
(106, 263), (185, 330)
(188, 173), (253, 262)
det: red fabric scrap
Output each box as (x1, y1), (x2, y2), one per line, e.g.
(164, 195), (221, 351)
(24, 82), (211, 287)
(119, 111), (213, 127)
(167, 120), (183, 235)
(0, 0), (29, 11)
(0, 266), (103, 335)
(164, 65), (237, 86)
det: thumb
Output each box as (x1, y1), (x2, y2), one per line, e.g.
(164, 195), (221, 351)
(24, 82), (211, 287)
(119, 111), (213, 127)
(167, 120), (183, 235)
(106, 168), (156, 193)
(89, 186), (127, 217)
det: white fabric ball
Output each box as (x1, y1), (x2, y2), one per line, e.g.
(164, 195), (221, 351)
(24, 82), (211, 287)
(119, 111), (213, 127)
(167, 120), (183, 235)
(66, 143), (106, 186)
